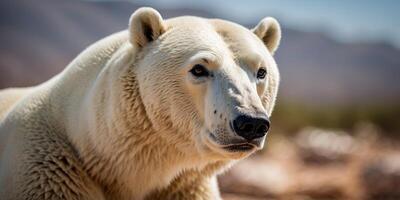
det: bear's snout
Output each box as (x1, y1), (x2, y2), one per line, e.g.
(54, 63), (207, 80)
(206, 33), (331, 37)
(232, 115), (270, 141)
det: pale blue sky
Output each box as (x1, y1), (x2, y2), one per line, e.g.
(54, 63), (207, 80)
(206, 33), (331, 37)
(94, 0), (400, 47)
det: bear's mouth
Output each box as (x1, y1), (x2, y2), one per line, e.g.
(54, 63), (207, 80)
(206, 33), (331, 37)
(207, 132), (260, 152)
(222, 143), (256, 152)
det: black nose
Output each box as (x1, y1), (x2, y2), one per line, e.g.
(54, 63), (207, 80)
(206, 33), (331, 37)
(232, 115), (270, 141)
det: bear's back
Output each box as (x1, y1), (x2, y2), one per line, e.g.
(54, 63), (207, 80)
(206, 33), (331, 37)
(0, 88), (31, 121)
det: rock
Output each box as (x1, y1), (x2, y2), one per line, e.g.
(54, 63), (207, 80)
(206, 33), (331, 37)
(361, 153), (400, 199)
(295, 128), (355, 165)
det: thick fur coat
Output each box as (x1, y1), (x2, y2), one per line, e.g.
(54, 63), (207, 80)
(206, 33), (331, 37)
(0, 7), (281, 200)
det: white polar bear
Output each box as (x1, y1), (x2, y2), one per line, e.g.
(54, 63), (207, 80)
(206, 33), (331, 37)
(0, 7), (281, 200)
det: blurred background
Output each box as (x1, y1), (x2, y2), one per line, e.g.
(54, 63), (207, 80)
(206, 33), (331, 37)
(1, 0), (399, 199)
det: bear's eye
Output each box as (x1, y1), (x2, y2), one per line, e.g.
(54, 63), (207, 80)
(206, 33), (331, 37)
(256, 68), (267, 79)
(190, 64), (209, 77)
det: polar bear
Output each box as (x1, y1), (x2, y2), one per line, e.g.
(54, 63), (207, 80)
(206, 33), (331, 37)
(0, 7), (281, 200)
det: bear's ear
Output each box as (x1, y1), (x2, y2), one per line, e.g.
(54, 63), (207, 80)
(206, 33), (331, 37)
(129, 7), (166, 48)
(252, 17), (281, 55)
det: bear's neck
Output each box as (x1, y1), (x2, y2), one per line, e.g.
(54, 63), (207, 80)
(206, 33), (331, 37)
(57, 41), (205, 199)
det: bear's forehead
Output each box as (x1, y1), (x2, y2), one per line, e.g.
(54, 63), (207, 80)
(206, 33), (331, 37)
(209, 19), (269, 61)
(164, 17), (269, 64)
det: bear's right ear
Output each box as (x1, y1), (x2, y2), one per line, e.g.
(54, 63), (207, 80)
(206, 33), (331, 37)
(129, 7), (165, 48)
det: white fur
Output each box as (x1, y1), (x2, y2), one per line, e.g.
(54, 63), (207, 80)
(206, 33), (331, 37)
(0, 7), (280, 200)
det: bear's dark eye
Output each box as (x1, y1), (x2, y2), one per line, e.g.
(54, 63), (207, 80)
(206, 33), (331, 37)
(190, 64), (209, 77)
(257, 68), (267, 79)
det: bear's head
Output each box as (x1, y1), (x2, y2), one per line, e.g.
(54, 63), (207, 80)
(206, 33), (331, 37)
(129, 8), (280, 160)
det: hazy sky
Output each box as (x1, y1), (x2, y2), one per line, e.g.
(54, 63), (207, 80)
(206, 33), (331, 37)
(120, 0), (400, 48)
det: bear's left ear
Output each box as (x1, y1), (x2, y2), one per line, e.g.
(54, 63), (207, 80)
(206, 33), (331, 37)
(129, 7), (166, 48)
(252, 17), (281, 55)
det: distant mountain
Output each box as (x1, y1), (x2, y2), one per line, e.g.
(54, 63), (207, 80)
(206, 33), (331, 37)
(0, 0), (399, 105)
(276, 29), (400, 105)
